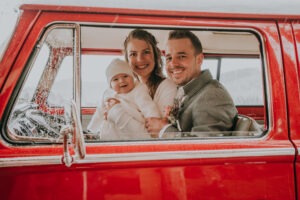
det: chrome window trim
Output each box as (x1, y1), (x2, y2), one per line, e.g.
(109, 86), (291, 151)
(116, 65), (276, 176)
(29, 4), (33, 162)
(0, 147), (294, 168)
(74, 23), (81, 116)
(80, 147), (294, 164)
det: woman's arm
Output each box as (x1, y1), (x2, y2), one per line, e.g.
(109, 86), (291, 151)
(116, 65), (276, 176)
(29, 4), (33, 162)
(134, 83), (161, 118)
(107, 103), (151, 139)
(153, 79), (177, 116)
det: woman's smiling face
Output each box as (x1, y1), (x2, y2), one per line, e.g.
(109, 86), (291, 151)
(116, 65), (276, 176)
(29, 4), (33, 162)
(126, 39), (155, 82)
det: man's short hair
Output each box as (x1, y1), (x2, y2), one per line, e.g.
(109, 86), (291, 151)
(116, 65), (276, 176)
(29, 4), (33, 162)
(168, 30), (203, 55)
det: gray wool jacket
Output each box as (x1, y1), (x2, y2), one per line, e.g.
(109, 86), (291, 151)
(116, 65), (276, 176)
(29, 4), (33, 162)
(165, 69), (238, 134)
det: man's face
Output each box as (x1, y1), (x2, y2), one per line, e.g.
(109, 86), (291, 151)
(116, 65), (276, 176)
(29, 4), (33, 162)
(165, 38), (203, 86)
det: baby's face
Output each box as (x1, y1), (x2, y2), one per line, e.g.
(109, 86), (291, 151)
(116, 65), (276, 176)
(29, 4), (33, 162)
(110, 73), (135, 94)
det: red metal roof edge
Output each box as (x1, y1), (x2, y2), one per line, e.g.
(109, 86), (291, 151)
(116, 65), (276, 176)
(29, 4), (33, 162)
(20, 4), (300, 21)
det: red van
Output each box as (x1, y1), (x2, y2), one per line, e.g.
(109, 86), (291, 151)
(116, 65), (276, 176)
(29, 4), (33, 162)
(0, 1), (300, 199)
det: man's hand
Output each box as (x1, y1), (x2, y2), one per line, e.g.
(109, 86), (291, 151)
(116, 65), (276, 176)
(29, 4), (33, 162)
(145, 117), (168, 137)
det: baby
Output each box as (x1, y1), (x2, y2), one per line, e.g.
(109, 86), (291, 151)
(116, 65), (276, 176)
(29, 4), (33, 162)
(87, 58), (161, 140)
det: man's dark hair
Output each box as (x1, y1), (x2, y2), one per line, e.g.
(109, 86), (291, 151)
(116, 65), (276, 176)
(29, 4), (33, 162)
(168, 30), (203, 55)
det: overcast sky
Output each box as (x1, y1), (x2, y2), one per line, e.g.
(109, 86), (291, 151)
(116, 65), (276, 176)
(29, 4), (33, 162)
(0, 1), (20, 57)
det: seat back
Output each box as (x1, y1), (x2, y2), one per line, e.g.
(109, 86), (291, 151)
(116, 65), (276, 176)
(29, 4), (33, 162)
(234, 114), (263, 134)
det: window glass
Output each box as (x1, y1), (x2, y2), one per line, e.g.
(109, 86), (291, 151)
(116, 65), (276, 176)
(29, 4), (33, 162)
(18, 44), (50, 103)
(6, 25), (266, 144)
(7, 27), (74, 142)
(80, 26), (265, 141)
(202, 58), (218, 79)
(81, 55), (123, 107)
(219, 58), (263, 105)
(48, 56), (73, 106)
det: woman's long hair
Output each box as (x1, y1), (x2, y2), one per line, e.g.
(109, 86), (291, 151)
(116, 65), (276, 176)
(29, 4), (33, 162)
(124, 29), (165, 98)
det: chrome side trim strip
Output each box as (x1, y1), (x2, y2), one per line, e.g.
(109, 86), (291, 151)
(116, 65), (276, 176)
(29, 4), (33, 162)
(0, 156), (62, 168)
(0, 147), (294, 168)
(77, 148), (295, 164)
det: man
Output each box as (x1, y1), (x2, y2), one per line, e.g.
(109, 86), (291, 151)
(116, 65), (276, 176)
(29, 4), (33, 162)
(145, 30), (238, 137)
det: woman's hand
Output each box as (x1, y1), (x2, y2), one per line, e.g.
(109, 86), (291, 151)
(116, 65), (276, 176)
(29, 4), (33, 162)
(164, 106), (172, 118)
(103, 98), (120, 119)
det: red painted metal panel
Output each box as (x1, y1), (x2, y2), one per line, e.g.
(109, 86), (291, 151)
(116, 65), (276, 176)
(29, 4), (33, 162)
(0, 11), (42, 119)
(279, 22), (300, 141)
(0, 158), (295, 200)
(288, 21), (300, 199)
(0, 6), (297, 199)
(0, 10), (40, 91)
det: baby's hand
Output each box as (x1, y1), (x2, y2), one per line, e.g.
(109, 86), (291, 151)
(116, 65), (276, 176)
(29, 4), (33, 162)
(103, 109), (108, 120)
(105, 98), (120, 110)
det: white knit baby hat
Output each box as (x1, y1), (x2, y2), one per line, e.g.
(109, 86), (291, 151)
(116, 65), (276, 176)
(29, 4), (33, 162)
(105, 58), (134, 85)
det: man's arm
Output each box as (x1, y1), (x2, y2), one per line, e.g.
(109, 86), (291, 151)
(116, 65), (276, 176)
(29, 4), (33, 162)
(190, 85), (237, 132)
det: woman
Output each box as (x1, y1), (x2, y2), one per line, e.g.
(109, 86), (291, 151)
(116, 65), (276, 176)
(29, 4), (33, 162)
(87, 29), (176, 138)
(123, 29), (177, 116)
